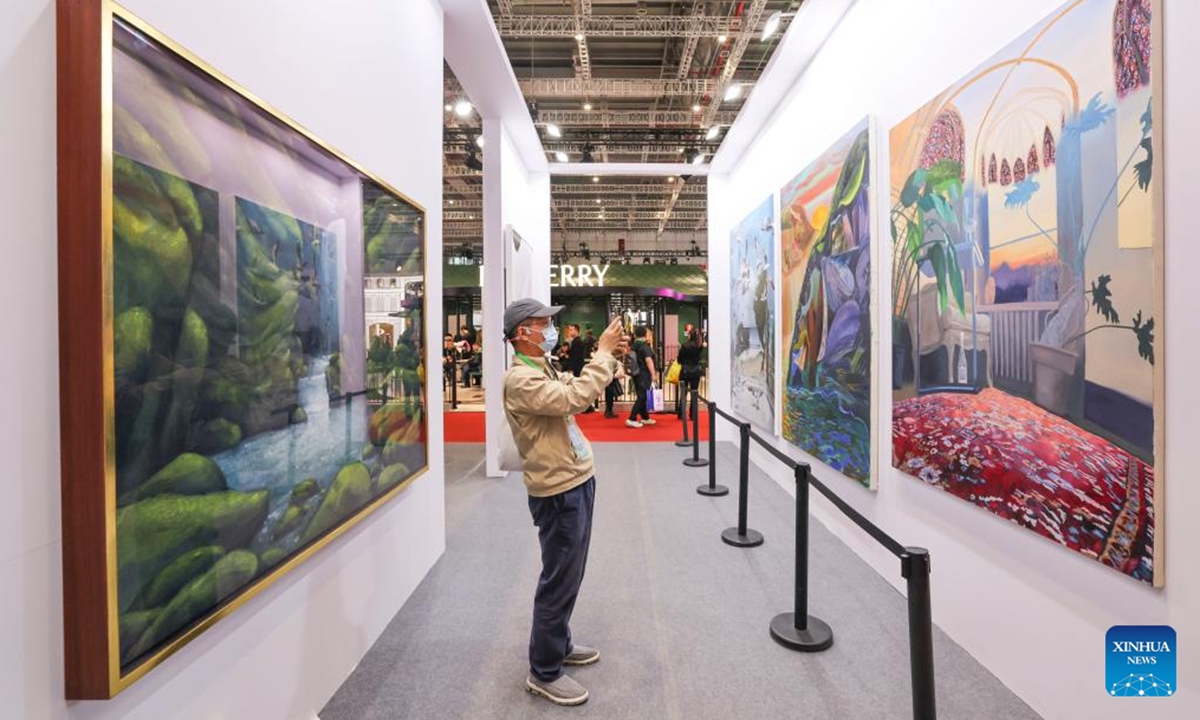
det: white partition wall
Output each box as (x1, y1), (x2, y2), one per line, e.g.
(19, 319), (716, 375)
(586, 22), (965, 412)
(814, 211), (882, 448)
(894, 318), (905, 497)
(0, 0), (446, 717)
(707, 0), (1200, 717)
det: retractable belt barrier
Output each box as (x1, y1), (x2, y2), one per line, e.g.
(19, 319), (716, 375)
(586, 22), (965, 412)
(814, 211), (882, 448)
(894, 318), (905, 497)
(679, 394), (937, 720)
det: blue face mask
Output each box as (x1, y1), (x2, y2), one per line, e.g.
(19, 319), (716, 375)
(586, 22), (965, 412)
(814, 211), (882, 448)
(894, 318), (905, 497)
(537, 322), (559, 354)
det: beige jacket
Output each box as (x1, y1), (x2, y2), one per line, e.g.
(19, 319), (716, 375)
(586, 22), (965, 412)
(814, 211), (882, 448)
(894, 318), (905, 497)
(503, 350), (619, 497)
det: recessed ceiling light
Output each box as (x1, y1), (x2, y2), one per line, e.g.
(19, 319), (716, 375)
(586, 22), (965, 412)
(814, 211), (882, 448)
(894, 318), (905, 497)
(718, 34), (728, 43)
(583, 102), (593, 111)
(723, 84), (743, 102)
(475, 135), (485, 148)
(706, 125), (721, 141)
(449, 199), (455, 205)
(444, 103), (453, 112)
(761, 11), (782, 41)
(595, 198), (602, 204)
(554, 151), (570, 163)
(692, 104), (702, 113)
(454, 99), (473, 117)
(592, 176), (599, 183)
(677, 147), (686, 154)
(667, 177), (675, 183)
(574, 33), (585, 42)
(546, 123), (563, 138)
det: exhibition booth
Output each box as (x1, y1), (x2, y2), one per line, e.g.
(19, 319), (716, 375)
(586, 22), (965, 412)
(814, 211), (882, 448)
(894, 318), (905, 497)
(3, 0), (1198, 718)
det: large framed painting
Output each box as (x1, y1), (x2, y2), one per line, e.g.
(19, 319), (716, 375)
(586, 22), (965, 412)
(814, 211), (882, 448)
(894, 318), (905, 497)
(57, 1), (428, 698)
(889, 0), (1163, 584)
(729, 196), (777, 433)
(780, 118), (876, 488)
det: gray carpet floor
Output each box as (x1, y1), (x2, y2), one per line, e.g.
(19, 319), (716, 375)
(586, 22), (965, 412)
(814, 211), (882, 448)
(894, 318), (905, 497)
(321, 443), (1039, 720)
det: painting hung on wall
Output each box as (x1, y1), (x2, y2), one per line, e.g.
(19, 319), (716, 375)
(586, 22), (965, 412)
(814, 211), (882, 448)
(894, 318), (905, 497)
(889, 0), (1162, 584)
(780, 118), (876, 488)
(57, 4), (428, 698)
(729, 196), (777, 433)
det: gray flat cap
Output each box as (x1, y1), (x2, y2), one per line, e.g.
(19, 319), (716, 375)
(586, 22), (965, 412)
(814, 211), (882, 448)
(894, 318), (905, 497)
(503, 298), (564, 338)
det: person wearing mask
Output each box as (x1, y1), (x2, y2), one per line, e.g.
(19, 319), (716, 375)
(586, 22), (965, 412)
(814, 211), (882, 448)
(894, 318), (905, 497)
(502, 299), (629, 706)
(625, 325), (657, 428)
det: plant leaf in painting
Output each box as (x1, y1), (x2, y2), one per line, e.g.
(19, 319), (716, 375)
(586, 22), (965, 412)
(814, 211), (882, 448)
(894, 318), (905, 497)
(929, 193), (958, 232)
(1140, 100), (1153, 136)
(924, 160), (962, 197)
(926, 243), (949, 314)
(1064, 93), (1115, 138)
(1088, 274), (1119, 324)
(831, 130), (870, 211)
(1004, 177), (1041, 209)
(900, 168), (926, 208)
(1132, 311), (1155, 365)
(944, 241), (965, 313)
(1134, 137), (1153, 191)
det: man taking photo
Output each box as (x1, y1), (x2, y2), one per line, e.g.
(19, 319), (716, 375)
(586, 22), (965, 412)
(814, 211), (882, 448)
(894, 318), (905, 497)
(502, 299), (629, 706)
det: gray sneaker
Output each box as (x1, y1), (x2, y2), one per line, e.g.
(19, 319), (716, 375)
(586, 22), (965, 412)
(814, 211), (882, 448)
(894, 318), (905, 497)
(525, 673), (589, 706)
(564, 645), (600, 666)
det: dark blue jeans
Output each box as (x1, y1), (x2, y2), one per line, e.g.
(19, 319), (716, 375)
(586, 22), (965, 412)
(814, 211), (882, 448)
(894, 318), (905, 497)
(528, 477), (596, 682)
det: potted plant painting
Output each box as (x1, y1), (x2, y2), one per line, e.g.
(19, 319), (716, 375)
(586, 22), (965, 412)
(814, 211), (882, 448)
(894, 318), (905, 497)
(890, 160), (967, 390)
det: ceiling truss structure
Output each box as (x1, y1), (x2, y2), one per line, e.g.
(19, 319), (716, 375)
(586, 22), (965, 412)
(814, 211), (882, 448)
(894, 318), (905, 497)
(536, 109), (738, 127)
(496, 13), (742, 38)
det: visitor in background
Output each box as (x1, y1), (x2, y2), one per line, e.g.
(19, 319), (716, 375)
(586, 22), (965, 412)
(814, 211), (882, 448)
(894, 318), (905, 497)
(442, 334), (459, 390)
(463, 341), (482, 387)
(502, 300), (629, 706)
(584, 326), (597, 356)
(604, 362), (625, 419)
(626, 325), (657, 428)
(677, 328), (705, 420)
(568, 324), (595, 413)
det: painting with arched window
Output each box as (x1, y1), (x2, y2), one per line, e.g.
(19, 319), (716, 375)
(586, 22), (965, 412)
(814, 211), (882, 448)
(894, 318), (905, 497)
(889, 0), (1162, 586)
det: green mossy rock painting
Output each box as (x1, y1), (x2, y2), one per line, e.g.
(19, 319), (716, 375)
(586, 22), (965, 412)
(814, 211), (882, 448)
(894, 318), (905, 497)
(125, 550), (259, 662)
(114, 307), (153, 383)
(260, 547), (287, 569)
(116, 490), (268, 612)
(138, 546), (225, 610)
(119, 609), (160, 660)
(113, 156), (193, 313)
(190, 418), (242, 454)
(271, 505), (305, 541)
(290, 478), (320, 506)
(375, 463), (411, 494)
(300, 463), (372, 544)
(177, 307), (209, 369)
(120, 453), (227, 506)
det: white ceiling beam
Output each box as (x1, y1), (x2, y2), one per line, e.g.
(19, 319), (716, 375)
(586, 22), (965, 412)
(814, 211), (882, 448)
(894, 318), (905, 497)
(549, 162), (710, 176)
(497, 14), (739, 38)
(676, 5), (705, 80)
(519, 77), (731, 98)
(535, 109), (739, 127)
(701, 0), (768, 128)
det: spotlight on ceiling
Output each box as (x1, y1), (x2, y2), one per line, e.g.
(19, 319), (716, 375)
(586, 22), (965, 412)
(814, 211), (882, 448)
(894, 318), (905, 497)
(475, 135), (485, 148)
(594, 198), (602, 204)
(454, 99), (473, 117)
(718, 34), (728, 43)
(444, 103), (453, 112)
(670, 257), (678, 265)
(705, 125), (721, 141)
(546, 123), (563, 139)
(592, 176), (600, 183)
(583, 102), (593, 111)
(465, 151), (483, 171)
(762, 10), (783, 41)
(574, 33), (585, 42)
(554, 151), (570, 163)
(666, 177), (675, 183)
(692, 103), (702, 113)
(723, 84), (744, 102)
(683, 147), (700, 164)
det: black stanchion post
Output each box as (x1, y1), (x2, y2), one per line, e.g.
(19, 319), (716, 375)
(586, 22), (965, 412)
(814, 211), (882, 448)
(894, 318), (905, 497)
(449, 362), (458, 410)
(697, 399), (728, 496)
(675, 382), (692, 448)
(903, 547), (937, 720)
(770, 463), (833, 651)
(721, 422), (763, 547)
(683, 388), (708, 467)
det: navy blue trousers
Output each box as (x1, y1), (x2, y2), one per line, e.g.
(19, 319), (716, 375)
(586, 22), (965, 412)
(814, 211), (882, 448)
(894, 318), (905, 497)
(528, 477), (596, 682)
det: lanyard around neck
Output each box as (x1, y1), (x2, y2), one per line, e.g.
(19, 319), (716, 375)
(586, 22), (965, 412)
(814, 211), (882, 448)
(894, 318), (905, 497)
(514, 351), (542, 370)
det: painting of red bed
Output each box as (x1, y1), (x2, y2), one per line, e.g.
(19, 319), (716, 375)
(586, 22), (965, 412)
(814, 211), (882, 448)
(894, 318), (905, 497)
(889, 0), (1162, 585)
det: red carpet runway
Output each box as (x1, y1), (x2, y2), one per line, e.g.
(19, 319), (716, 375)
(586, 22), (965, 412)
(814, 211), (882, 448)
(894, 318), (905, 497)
(445, 410), (710, 443)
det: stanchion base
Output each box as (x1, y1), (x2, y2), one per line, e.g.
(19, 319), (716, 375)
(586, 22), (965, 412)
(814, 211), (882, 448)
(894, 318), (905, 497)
(683, 457), (709, 467)
(769, 613), (833, 652)
(675, 439), (693, 447)
(697, 484), (729, 497)
(721, 527), (764, 547)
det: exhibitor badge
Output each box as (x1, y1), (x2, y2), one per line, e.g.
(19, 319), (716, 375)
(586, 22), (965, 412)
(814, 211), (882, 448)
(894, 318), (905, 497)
(1106, 625), (1175, 697)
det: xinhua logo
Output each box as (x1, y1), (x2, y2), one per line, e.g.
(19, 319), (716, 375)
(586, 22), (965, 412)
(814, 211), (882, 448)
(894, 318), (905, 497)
(1106, 625), (1176, 697)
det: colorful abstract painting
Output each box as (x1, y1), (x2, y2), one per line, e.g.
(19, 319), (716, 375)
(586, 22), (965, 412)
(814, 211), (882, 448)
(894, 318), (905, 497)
(730, 196), (776, 432)
(889, 0), (1162, 583)
(780, 119), (875, 487)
